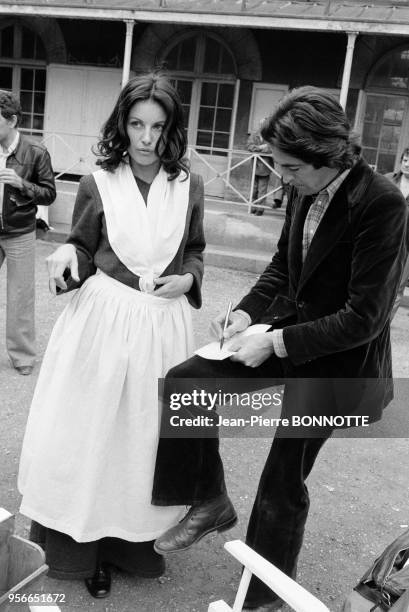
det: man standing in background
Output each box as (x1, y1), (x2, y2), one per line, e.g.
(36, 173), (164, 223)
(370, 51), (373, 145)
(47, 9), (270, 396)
(247, 121), (283, 215)
(385, 147), (409, 318)
(0, 90), (56, 375)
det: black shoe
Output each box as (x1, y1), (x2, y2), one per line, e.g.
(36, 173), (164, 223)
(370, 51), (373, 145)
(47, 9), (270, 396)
(84, 563), (111, 599)
(272, 199), (282, 209)
(154, 494), (237, 554)
(15, 365), (33, 376)
(255, 209), (264, 216)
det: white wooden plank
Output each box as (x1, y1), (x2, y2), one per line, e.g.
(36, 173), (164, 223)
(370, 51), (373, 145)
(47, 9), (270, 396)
(44, 64), (121, 175)
(0, 509), (13, 522)
(208, 601), (233, 612)
(224, 540), (330, 612)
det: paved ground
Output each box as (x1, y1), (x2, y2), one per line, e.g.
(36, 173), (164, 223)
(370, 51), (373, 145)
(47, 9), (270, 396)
(1, 241), (409, 612)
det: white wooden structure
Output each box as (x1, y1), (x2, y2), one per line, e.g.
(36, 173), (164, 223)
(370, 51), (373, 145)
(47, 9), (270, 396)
(208, 540), (330, 612)
(0, 508), (60, 612)
(43, 64), (122, 175)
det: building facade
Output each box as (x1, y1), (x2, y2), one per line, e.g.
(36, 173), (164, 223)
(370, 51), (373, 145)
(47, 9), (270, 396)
(1, 0), (409, 209)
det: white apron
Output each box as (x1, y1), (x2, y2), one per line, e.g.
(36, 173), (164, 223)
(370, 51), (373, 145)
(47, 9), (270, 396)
(18, 164), (194, 542)
(18, 271), (193, 542)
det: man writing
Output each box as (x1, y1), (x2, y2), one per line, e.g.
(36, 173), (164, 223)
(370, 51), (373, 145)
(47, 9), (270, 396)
(151, 87), (408, 611)
(0, 90), (56, 375)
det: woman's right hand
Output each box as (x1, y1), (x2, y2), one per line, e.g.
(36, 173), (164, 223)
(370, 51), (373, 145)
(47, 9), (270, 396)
(46, 244), (80, 295)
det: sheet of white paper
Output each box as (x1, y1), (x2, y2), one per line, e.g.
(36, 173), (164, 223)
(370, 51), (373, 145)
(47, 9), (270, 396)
(194, 324), (271, 361)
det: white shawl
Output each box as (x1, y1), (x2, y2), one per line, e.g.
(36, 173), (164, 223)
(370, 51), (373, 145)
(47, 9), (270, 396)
(93, 163), (190, 293)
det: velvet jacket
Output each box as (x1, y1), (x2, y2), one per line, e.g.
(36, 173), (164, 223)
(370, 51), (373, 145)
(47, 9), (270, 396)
(236, 159), (408, 421)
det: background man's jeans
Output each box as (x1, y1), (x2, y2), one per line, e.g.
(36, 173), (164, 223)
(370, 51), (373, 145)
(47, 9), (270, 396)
(0, 230), (36, 367)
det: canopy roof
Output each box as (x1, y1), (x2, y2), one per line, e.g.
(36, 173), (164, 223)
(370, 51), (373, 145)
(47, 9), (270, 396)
(2, 0), (409, 35)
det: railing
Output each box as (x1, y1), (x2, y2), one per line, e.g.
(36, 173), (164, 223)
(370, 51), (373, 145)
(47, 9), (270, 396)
(21, 128), (98, 181)
(40, 131), (96, 180)
(187, 145), (284, 213)
(23, 128), (285, 214)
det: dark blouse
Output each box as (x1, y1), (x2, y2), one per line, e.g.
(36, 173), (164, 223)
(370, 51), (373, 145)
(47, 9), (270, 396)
(134, 175), (151, 204)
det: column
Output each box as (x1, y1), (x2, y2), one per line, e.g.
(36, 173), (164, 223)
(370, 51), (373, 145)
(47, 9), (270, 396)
(340, 32), (358, 110)
(122, 20), (135, 88)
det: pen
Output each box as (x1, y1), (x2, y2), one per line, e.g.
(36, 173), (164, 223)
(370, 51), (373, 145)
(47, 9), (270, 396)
(220, 301), (233, 350)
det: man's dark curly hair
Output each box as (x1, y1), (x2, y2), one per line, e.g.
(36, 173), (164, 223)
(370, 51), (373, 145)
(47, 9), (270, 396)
(96, 72), (189, 180)
(0, 90), (22, 126)
(261, 86), (358, 169)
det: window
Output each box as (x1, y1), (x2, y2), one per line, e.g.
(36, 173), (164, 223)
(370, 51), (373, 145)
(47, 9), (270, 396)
(0, 24), (47, 135)
(164, 33), (236, 155)
(362, 94), (407, 174)
(362, 46), (409, 173)
(20, 67), (46, 131)
(196, 82), (235, 152)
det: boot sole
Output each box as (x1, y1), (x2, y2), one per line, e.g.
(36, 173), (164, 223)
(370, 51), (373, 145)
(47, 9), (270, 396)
(154, 514), (238, 554)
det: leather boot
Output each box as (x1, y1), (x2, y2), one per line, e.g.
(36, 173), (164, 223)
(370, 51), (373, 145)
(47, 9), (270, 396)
(154, 493), (237, 554)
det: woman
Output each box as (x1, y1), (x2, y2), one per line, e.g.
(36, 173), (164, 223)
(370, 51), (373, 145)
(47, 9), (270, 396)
(18, 73), (205, 598)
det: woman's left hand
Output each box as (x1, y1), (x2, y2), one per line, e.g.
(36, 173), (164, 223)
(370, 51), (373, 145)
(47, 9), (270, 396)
(154, 273), (193, 298)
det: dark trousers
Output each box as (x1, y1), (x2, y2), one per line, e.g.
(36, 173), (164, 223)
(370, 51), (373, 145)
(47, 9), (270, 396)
(251, 174), (270, 209)
(152, 354), (330, 602)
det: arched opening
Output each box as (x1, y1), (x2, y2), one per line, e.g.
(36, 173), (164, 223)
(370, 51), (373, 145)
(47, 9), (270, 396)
(362, 46), (409, 173)
(133, 24), (261, 198)
(162, 32), (237, 154)
(0, 23), (47, 134)
(160, 31), (238, 197)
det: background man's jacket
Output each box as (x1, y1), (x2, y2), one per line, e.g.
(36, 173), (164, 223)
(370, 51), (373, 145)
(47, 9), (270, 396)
(1, 134), (56, 235)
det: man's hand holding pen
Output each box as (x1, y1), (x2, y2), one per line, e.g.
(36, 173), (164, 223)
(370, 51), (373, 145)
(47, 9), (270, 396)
(209, 308), (249, 345)
(210, 307), (275, 367)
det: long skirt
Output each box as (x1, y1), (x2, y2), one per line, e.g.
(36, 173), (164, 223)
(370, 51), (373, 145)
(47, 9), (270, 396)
(18, 270), (193, 543)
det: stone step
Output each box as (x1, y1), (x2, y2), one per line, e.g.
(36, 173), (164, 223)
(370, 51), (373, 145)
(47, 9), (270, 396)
(205, 244), (272, 274)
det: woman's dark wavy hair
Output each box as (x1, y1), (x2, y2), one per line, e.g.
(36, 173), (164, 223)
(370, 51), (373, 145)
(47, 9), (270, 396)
(95, 72), (189, 180)
(261, 86), (359, 169)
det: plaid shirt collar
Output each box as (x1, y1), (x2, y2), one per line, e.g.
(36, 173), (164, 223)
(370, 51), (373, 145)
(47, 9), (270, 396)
(323, 167), (351, 201)
(302, 167), (351, 262)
